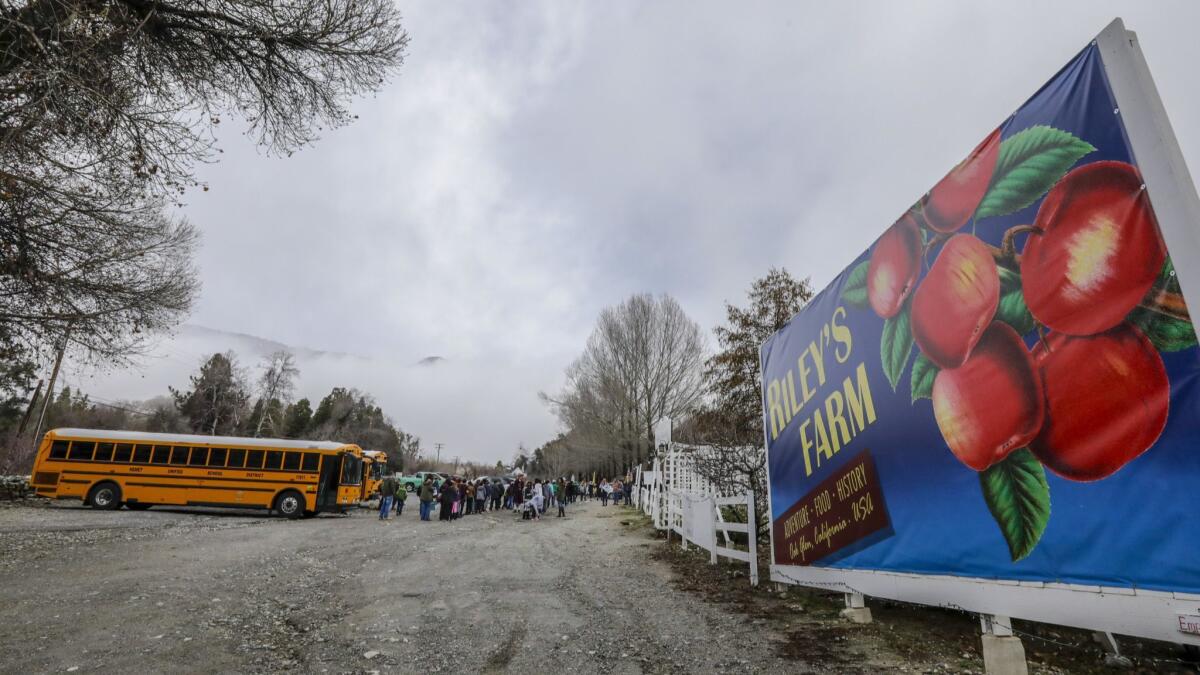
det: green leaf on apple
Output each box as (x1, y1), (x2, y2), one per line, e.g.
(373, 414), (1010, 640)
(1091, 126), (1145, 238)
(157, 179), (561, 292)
(994, 266), (1035, 334)
(979, 448), (1051, 562)
(840, 261), (871, 309)
(1128, 257), (1197, 352)
(975, 126), (1095, 220)
(1158, 256), (1182, 295)
(880, 300), (913, 392)
(910, 352), (937, 403)
(1128, 306), (1197, 352)
(997, 265), (1021, 292)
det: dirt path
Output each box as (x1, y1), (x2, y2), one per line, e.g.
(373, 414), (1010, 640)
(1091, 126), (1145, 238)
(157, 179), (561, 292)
(0, 500), (802, 674)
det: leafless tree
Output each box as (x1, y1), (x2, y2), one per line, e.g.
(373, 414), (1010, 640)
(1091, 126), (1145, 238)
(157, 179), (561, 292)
(252, 350), (298, 437)
(544, 293), (706, 475)
(1, 0), (408, 361)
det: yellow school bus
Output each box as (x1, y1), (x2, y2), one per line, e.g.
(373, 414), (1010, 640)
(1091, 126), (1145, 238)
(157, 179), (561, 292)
(361, 450), (388, 501)
(29, 428), (364, 518)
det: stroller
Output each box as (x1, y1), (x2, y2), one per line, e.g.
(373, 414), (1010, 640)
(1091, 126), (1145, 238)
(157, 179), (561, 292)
(519, 500), (538, 520)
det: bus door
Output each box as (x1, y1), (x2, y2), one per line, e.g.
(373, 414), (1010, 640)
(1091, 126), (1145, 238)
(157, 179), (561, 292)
(316, 452), (342, 510)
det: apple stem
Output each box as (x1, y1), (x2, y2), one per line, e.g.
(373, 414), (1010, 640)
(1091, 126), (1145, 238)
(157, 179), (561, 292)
(922, 231), (951, 253)
(1139, 288), (1191, 322)
(1036, 323), (1051, 353)
(1001, 224), (1040, 259)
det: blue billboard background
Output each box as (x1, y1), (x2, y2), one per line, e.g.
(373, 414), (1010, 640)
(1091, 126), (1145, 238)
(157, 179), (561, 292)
(762, 43), (1200, 593)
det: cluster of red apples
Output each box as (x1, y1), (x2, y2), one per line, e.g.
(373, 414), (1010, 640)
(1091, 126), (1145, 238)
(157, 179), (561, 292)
(866, 129), (1172, 482)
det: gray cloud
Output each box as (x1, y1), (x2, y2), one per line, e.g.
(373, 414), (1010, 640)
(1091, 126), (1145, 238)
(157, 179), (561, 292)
(74, 1), (1200, 462)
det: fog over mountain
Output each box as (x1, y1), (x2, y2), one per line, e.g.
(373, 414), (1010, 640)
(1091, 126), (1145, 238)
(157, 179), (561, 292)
(63, 325), (550, 461)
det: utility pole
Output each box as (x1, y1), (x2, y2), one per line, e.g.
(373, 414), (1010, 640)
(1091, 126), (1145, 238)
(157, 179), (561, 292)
(31, 330), (70, 454)
(16, 379), (44, 437)
(434, 442), (443, 466)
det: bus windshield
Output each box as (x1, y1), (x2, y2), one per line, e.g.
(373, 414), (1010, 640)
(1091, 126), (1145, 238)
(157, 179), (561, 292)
(341, 454), (362, 485)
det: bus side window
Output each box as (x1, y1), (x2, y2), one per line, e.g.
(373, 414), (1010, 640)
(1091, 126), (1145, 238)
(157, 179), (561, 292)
(226, 448), (245, 468)
(245, 449), (264, 469)
(283, 452), (301, 471)
(151, 445), (170, 464)
(95, 443), (115, 462)
(264, 450), (283, 470)
(49, 440), (69, 460)
(188, 447), (209, 466)
(114, 444), (133, 463)
(208, 448), (228, 467)
(133, 444), (152, 463)
(68, 441), (96, 461)
(302, 453), (319, 472)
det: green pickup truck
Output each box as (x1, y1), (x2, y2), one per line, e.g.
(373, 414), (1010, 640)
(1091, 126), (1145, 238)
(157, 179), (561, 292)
(398, 471), (444, 493)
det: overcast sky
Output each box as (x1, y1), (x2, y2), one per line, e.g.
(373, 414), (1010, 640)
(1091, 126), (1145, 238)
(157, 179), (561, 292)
(76, 2), (1200, 464)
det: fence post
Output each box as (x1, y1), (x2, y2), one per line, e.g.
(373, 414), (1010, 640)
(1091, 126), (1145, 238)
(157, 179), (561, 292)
(709, 496), (718, 565)
(746, 492), (759, 587)
(679, 492), (688, 550)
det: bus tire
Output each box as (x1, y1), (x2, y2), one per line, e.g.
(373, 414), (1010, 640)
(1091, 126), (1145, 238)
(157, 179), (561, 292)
(126, 503), (153, 511)
(87, 482), (121, 510)
(275, 490), (305, 519)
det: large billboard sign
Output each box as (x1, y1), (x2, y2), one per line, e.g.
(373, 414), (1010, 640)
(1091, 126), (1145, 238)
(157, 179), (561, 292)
(762, 19), (1200, 644)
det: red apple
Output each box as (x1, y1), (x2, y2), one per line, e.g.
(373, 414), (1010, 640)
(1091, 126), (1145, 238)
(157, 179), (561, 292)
(1021, 161), (1166, 336)
(868, 213), (922, 319)
(912, 234), (1000, 369)
(933, 323), (1045, 471)
(1030, 323), (1169, 481)
(923, 128), (1002, 233)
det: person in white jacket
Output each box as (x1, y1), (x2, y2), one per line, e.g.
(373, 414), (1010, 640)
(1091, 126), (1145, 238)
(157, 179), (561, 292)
(529, 481), (544, 520)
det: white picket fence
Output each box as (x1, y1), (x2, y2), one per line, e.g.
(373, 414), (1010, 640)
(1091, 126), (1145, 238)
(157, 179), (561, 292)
(635, 447), (758, 586)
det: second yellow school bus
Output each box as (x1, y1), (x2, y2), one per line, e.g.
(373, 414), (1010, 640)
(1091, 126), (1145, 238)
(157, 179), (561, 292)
(29, 428), (364, 518)
(361, 449), (388, 501)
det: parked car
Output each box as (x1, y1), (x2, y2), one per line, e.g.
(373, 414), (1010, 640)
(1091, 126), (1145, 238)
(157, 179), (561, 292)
(406, 471), (444, 492)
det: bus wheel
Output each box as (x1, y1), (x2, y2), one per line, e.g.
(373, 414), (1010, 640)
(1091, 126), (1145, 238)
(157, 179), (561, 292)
(126, 503), (153, 511)
(276, 490), (305, 519)
(87, 482), (121, 510)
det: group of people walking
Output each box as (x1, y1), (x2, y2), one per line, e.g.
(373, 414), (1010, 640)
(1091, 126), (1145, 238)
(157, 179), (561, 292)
(372, 473), (636, 522)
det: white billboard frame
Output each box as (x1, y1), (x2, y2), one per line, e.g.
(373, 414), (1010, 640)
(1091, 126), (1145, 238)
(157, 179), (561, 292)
(763, 18), (1200, 647)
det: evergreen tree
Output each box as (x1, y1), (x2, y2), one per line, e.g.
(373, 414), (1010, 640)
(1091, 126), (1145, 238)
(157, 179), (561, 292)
(0, 334), (36, 434)
(704, 267), (813, 440)
(284, 398), (314, 438)
(170, 352), (249, 436)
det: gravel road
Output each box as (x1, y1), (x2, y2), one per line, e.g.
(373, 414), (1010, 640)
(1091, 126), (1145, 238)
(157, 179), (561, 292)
(0, 500), (801, 674)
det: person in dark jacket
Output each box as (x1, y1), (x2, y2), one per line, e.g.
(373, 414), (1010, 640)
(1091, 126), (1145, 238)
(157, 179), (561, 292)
(438, 479), (455, 521)
(379, 475), (398, 521)
(418, 478), (436, 521)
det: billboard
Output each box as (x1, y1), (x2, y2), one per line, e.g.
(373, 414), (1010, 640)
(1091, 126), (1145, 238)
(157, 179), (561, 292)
(761, 20), (1200, 643)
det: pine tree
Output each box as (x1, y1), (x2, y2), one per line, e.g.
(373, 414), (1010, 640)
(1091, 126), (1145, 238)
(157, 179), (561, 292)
(705, 268), (813, 440)
(284, 398), (314, 438)
(170, 352), (249, 436)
